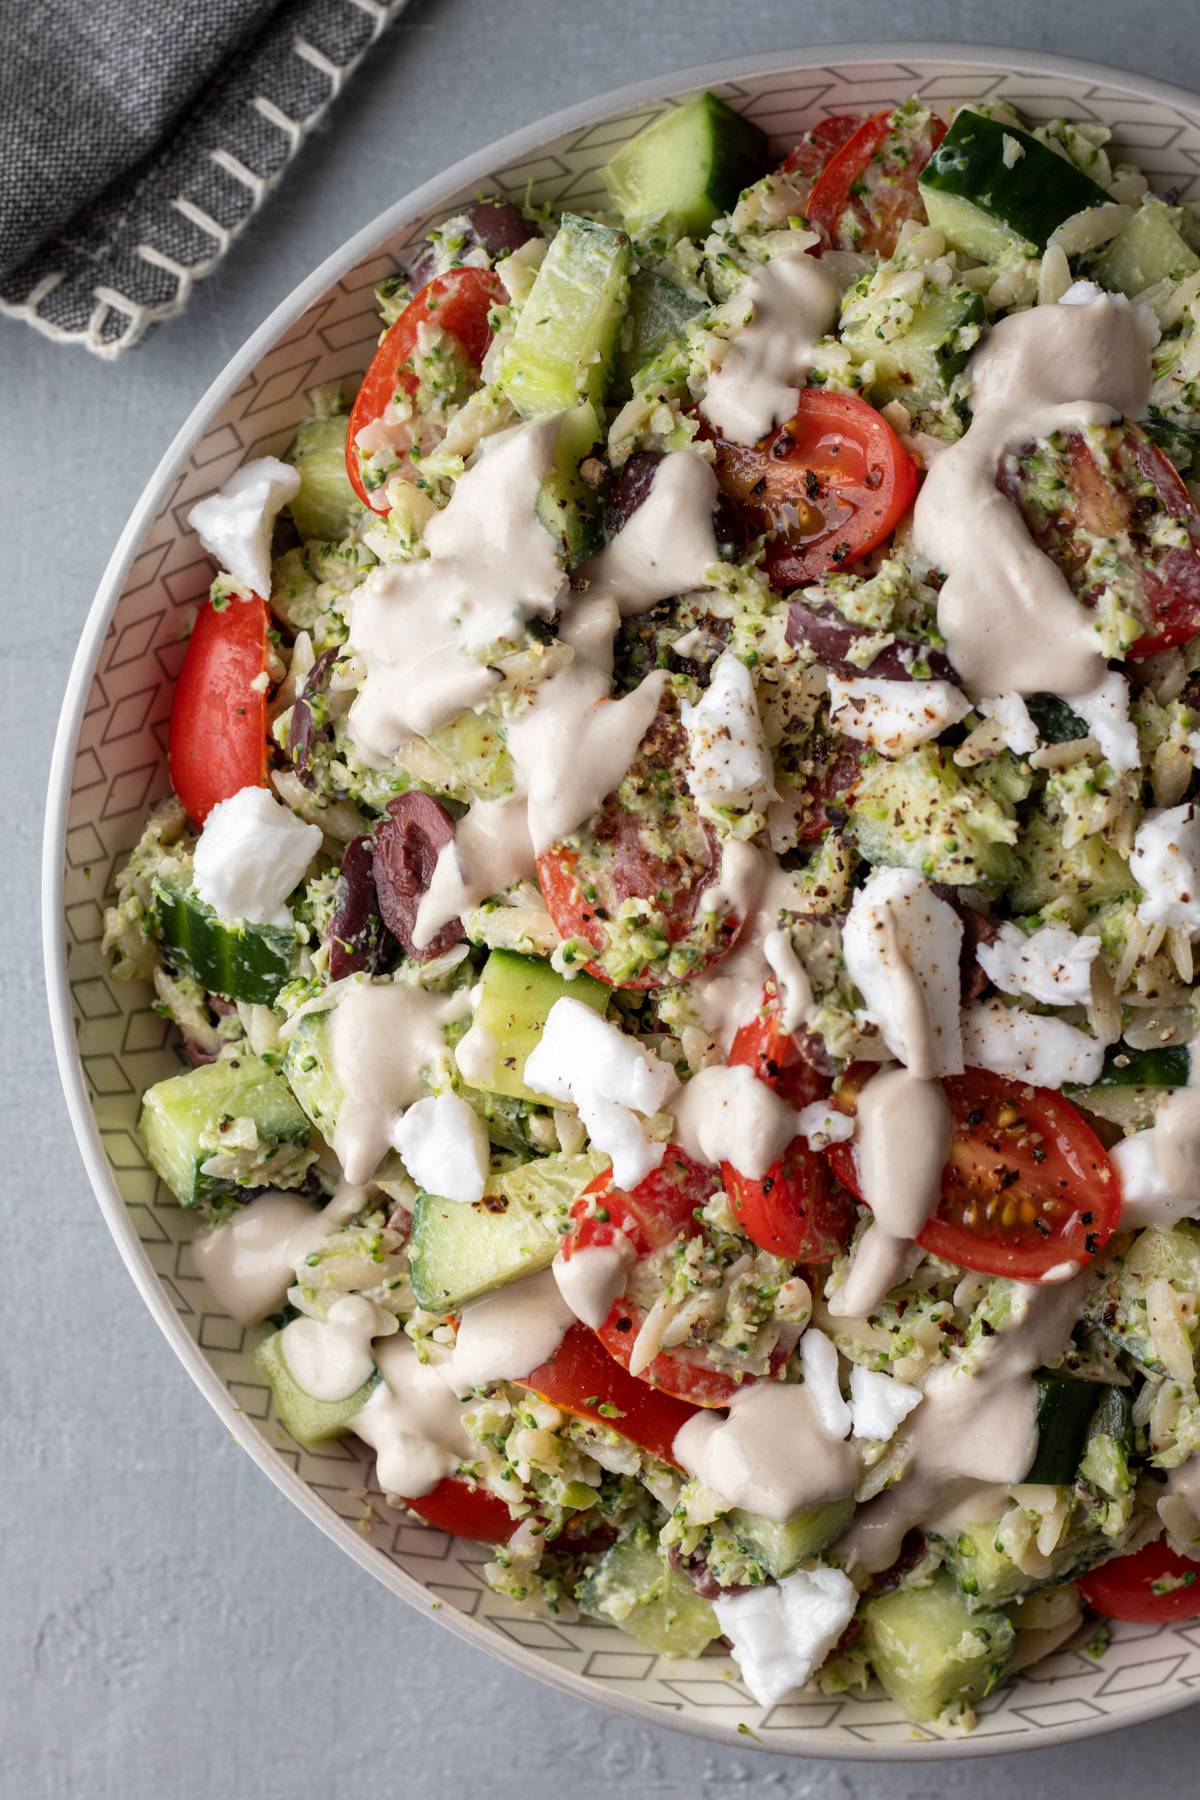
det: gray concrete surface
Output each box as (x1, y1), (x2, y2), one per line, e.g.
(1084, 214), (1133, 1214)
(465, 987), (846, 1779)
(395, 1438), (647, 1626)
(7, 2), (1200, 1794)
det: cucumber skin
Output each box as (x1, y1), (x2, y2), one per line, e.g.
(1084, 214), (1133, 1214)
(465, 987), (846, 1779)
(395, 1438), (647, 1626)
(613, 270), (707, 399)
(1026, 1374), (1107, 1486)
(602, 91), (769, 239)
(919, 111), (1110, 256)
(154, 877), (295, 1006)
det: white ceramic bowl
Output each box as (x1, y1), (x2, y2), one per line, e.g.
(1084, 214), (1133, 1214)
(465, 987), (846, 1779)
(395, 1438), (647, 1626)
(45, 44), (1200, 1759)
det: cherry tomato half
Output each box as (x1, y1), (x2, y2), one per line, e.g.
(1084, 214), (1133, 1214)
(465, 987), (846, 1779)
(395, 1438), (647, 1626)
(346, 267), (505, 512)
(517, 1321), (698, 1467)
(561, 1151), (746, 1407)
(1079, 1538), (1200, 1623)
(168, 593), (268, 825)
(705, 389), (919, 590)
(781, 114), (862, 180)
(721, 989), (857, 1263)
(827, 1065), (1121, 1281)
(807, 107), (946, 255)
(402, 1476), (517, 1543)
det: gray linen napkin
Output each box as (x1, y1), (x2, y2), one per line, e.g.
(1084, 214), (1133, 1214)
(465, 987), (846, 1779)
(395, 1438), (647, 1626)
(0, 0), (408, 358)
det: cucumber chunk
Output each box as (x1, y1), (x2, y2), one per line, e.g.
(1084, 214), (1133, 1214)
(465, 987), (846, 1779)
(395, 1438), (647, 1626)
(848, 745), (1018, 888)
(534, 401), (603, 569)
(728, 1498), (854, 1579)
(577, 1527), (720, 1657)
(613, 269), (707, 398)
(1092, 198), (1199, 298)
(153, 875), (296, 1006)
(409, 1150), (606, 1312)
(463, 950), (610, 1105)
(1026, 1374), (1110, 1485)
(284, 412), (364, 542)
(140, 1051), (314, 1207)
(497, 214), (631, 417)
(254, 1329), (380, 1445)
(602, 91), (769, 240)
(281, 1011), (343, 1138)
(1066, 1044), (1188, 1131)
(937, 1511), (1102, 1607)
(1084, 1221), (1200, 1373)
(919, 111), (1110, 261)
(863, 1571), (1014, 1723)
(843, 284), (983, 414)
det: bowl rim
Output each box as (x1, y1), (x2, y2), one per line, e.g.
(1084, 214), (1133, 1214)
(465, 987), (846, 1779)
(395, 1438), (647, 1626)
(44, 41), (1200, 1760)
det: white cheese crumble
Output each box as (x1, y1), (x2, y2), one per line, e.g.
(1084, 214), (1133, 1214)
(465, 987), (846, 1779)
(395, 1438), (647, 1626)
(848, 1365), (923, 1441)
(192, 784), (321, 927)
(523, 998), (678, 1189)
(976, 691), (1040, 755)
(389, 1093), (490, 1205)
(680, 650), (774, 810)
(962, 997), (1105, 1087)
(977, 920), (1099, 1007)
(1070, 671), (1139, 773)
(842, 867), (964, 1079)
(800, 1328), (851, 1440)
(826, 674), (971, 758)
(187, 456), (301, 597)
(713, 1566), (859, 1707)
(1131, 802), (1200, 934)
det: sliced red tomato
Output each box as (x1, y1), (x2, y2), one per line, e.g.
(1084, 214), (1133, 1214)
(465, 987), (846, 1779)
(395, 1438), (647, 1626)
(781, 114), (861, 179)
(402, 1476), (517, 1543)
(1079, 1538), (1200, 1623)
(168, 593), (268, 825)
(721, 990), (857, 1262)
(1002, 420), (1200, 659)
(705, 389), (919, 591)
(346, 267), (505, 512)
(807, 106), (946, 255)
(561, 1152), (746, 1407)
(827, 1065), (1121, 1281)
(535, 695), (739, 988)
(517, 1321), (698, 1466)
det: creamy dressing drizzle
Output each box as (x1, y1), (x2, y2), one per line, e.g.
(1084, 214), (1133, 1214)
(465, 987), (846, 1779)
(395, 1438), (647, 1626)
(673, 1381), (858, 1521)
(330, 980), (469, 1184)
(671, 1061), (799, 1179)
(348, 418), (566, 757)
(583, 451), (719, 612)
(913, 295), (1153, 702)
(837, 1272), (1092, 1573)
(280, 1294), (387, 1402)
(1112, 1061), (1200, 1230)
(553, 1239), (635, 1329)
(701, 252), (841, 444)
(192, 1182), (366, 1324)
(689, 845), (816, 1053)
(349, 1336), (472, 1500)
(442, 1268), (574, 1395)
(413, 795), (536, 949)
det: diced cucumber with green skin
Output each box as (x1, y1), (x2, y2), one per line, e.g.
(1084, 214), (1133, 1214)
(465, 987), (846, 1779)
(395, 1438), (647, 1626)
(464, 950), (610, 1105)
(936, 1513), (1102, 1608)
(534, 401), (603, 569)
(284, 412), (365, 542)
(1024, 693), (1089, 743)
(282, 1011), (343, 1138)
(140, 1052), (314, 1207)
(1009, 811), (1132, 919)
(153, 876), (296, 1007)
(498, 214), (632, 417)
(728, 1498), (855, 1579)
(843, 285), (984, 413)
(1144, 408), (1200, 482)
(1026, 1375), (1113, 1486)
(612, 269), (708, 399)
(1083, 1222), (1200, 1374)
(409, 1149), (606, 1312)
(919, 111), (1110, 261)
(1066, 1044), (1189, 1130)
(1091, 198), (1200, 298)
(602, 91), (769, 240)
(848, 746), (1017, 888)
(577, 1528), (720, 1657)
(862, 1571), (1014, 1722)
(254, 1329), (380, 1444)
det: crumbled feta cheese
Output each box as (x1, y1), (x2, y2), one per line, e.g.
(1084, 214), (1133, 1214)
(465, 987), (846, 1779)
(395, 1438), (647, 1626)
(800, 1328), (851, 1440)
(962, 997), (1105, 1086)
(523, 998), (678, 1188)
(187, 456), (301, 597)
(713, 1566), (859, 1707)
(977, 920), (1099, 1007)
(794, 1101), (855, 1151)
(842, 868), (964, 1079)
(848, 1365), (923, 1441)
(1131, 802), (1200, 934)
(681, 650), (775, 809)
(390, 1093), (490, 1204)
(826, 675), (970, 757)
(1060, 279), (1107, 307)
(192, 784), (321, 926)
(977, 691), (1040, 755)
(1070, 671), (1139, 773)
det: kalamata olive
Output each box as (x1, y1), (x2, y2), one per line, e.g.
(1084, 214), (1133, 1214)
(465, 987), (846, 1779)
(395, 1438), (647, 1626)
(786, 602), (958, 684)
(372, 793), (464, 960)
(931, 882), (998, 1003)
(469, 199), (539, 259)
(327, 835), (395, 980)
(604, 451), (664, 536)
(289, 648), (339, 789)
